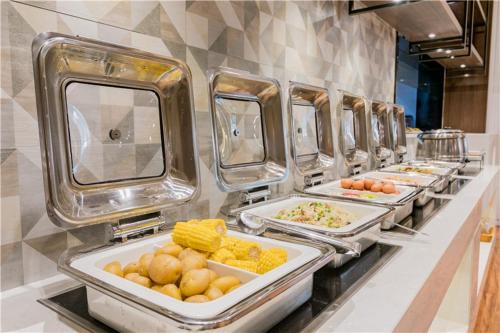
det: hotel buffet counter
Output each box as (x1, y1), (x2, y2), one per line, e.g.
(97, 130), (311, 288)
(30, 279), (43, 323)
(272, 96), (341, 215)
(1, 166), (498, 333)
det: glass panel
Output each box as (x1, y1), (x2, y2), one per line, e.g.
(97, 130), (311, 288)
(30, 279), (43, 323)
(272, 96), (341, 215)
(292, 104), (319, 157)
(342, 108), (356, 152)
(66, 82), (164, 185)
(214, 97), (265, 166)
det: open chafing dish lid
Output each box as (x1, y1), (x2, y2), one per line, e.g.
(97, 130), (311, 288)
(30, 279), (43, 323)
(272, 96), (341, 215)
(388, 103), (407, 151)
(208, 67), (289, 192)
(337, 90), (369, 163)
(32, 33), (200, 228)
(288, 82), (334, 176)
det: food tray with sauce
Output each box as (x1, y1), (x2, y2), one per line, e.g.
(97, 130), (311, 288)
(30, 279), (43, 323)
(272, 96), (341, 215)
(303, 178), (422, 229)
(380, 163), (453, 177)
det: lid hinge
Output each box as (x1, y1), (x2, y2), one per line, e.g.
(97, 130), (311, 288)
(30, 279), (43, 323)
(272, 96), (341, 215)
(108, 212), (167, 243)
(304, 172), (325, 188)
(239, 186), (271, 205)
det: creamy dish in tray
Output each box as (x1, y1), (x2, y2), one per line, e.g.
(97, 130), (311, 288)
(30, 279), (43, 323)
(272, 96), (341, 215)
(380, 174), (424, 185)
(101, 219), (288, 303)
(274, 202), (356, 228)
(398, 166), (436, 174)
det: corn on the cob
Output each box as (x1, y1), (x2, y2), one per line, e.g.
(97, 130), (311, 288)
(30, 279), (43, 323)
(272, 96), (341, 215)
(172, 222), (221, 253)
(221, 237), (240, 251)
(209, 248), (236, 263)
(267, 247), (288, 262)
(171, 222), (190, 247)
(232, 240), (261, 261)
(199, 219), (227, 236)
(257, 250), (286, 274)
(225, 259), (258, 273)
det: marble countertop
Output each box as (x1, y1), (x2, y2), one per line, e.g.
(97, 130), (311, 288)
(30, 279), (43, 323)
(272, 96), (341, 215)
(1, 166), (498, 333)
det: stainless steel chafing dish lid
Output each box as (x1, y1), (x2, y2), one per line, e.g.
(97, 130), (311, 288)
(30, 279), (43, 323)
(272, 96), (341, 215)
(208, 67), (288, 192)
(288, 82), (334, 176)
(370, 100), (392, 161)
(388, 103), (407, 156)
(337, 90), (369, 165)
(32, 33), (200, 227)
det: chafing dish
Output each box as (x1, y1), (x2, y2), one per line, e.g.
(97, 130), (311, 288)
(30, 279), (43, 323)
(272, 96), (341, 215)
(336, 91), (370, 176)
(304, 178), (422, 230)
(242, 194), (393, 267)
(33, 33), (336, 332)
(416, 128), (468, 163)
(287, 82), (335, 190)
(369, 101), (393, 168)
(378, 163), (453, 193)
(356, 170), (441, 207)
(208, 67), (288, 193)
(389, 104), (408, 163)
(60, 228), (335, 332)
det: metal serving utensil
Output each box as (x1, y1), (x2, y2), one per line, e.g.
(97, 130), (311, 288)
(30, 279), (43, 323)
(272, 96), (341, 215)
(237, 211), (362, 257)
(390, 223), (430, 236)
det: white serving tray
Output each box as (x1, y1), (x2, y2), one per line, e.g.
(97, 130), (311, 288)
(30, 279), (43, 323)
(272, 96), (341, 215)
(243, 196), (390, 234)
(360, 171), (438, 187)
(381, 164), (452, 176)
(304, 179), (415, 204)
(70, 230), (321, 320)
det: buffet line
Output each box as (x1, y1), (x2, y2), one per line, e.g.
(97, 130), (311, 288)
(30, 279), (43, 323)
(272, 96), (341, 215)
(32, 33), (480, 332)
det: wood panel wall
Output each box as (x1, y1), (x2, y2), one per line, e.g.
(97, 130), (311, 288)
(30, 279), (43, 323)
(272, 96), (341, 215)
(443, 74), (488, 133)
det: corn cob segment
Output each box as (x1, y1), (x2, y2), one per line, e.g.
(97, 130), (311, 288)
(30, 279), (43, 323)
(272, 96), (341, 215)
(225, 259), (258, 273)
(209, 248), (236, 263)
(172, 222), (221, 253)
(257, 249), (286, 274)
(199, 219), (227, 236)
(232, 240), (261, 261)
(267, 247), (288, 262)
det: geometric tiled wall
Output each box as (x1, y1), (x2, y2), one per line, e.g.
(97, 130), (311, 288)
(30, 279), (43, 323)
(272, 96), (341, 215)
(0, 0), (395, 290)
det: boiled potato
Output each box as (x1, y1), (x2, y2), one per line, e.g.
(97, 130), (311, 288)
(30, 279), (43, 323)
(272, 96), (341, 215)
(159, 284), (182, 300)
(206, 269), (218, 283)
(155, 244), (183, 258)
(180, 269), (211, 297)
(138, 253), (154, 277)
(178, 248), (204, 261)
(181, 255), (207, 275)
(151, 284), (164, 292)
(226, 284), (240, 294)
(204, 285), (224, 300)
(184, 295), (210, 303)
(134, 275), (153, 288)
(103, 261), (123, 277)
(123, 262), (139, 275)
(125, 272), (140, 281)
(125, 273), (152, 288)
(148, 254), (182, 285)
(210, 276), (240, 293)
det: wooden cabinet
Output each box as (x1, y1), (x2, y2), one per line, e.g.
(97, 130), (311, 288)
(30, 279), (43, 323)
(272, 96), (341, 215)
(443, 74), (488, 133)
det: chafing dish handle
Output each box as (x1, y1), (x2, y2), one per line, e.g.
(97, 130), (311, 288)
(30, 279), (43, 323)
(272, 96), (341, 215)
(237, 212), (362, 257)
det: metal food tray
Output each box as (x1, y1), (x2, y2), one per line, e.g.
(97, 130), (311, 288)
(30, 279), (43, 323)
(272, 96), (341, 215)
(239, 194), (393, 267)
(303, 179), (423, 230)
(378, 164), (451, 194)
(357, 170), (444, 206)
(57, 228), (335, 332)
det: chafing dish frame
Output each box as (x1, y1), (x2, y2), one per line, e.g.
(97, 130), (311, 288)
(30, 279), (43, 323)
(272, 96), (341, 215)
(234, 193), (394, 267)
(57, 226), (336, 331)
